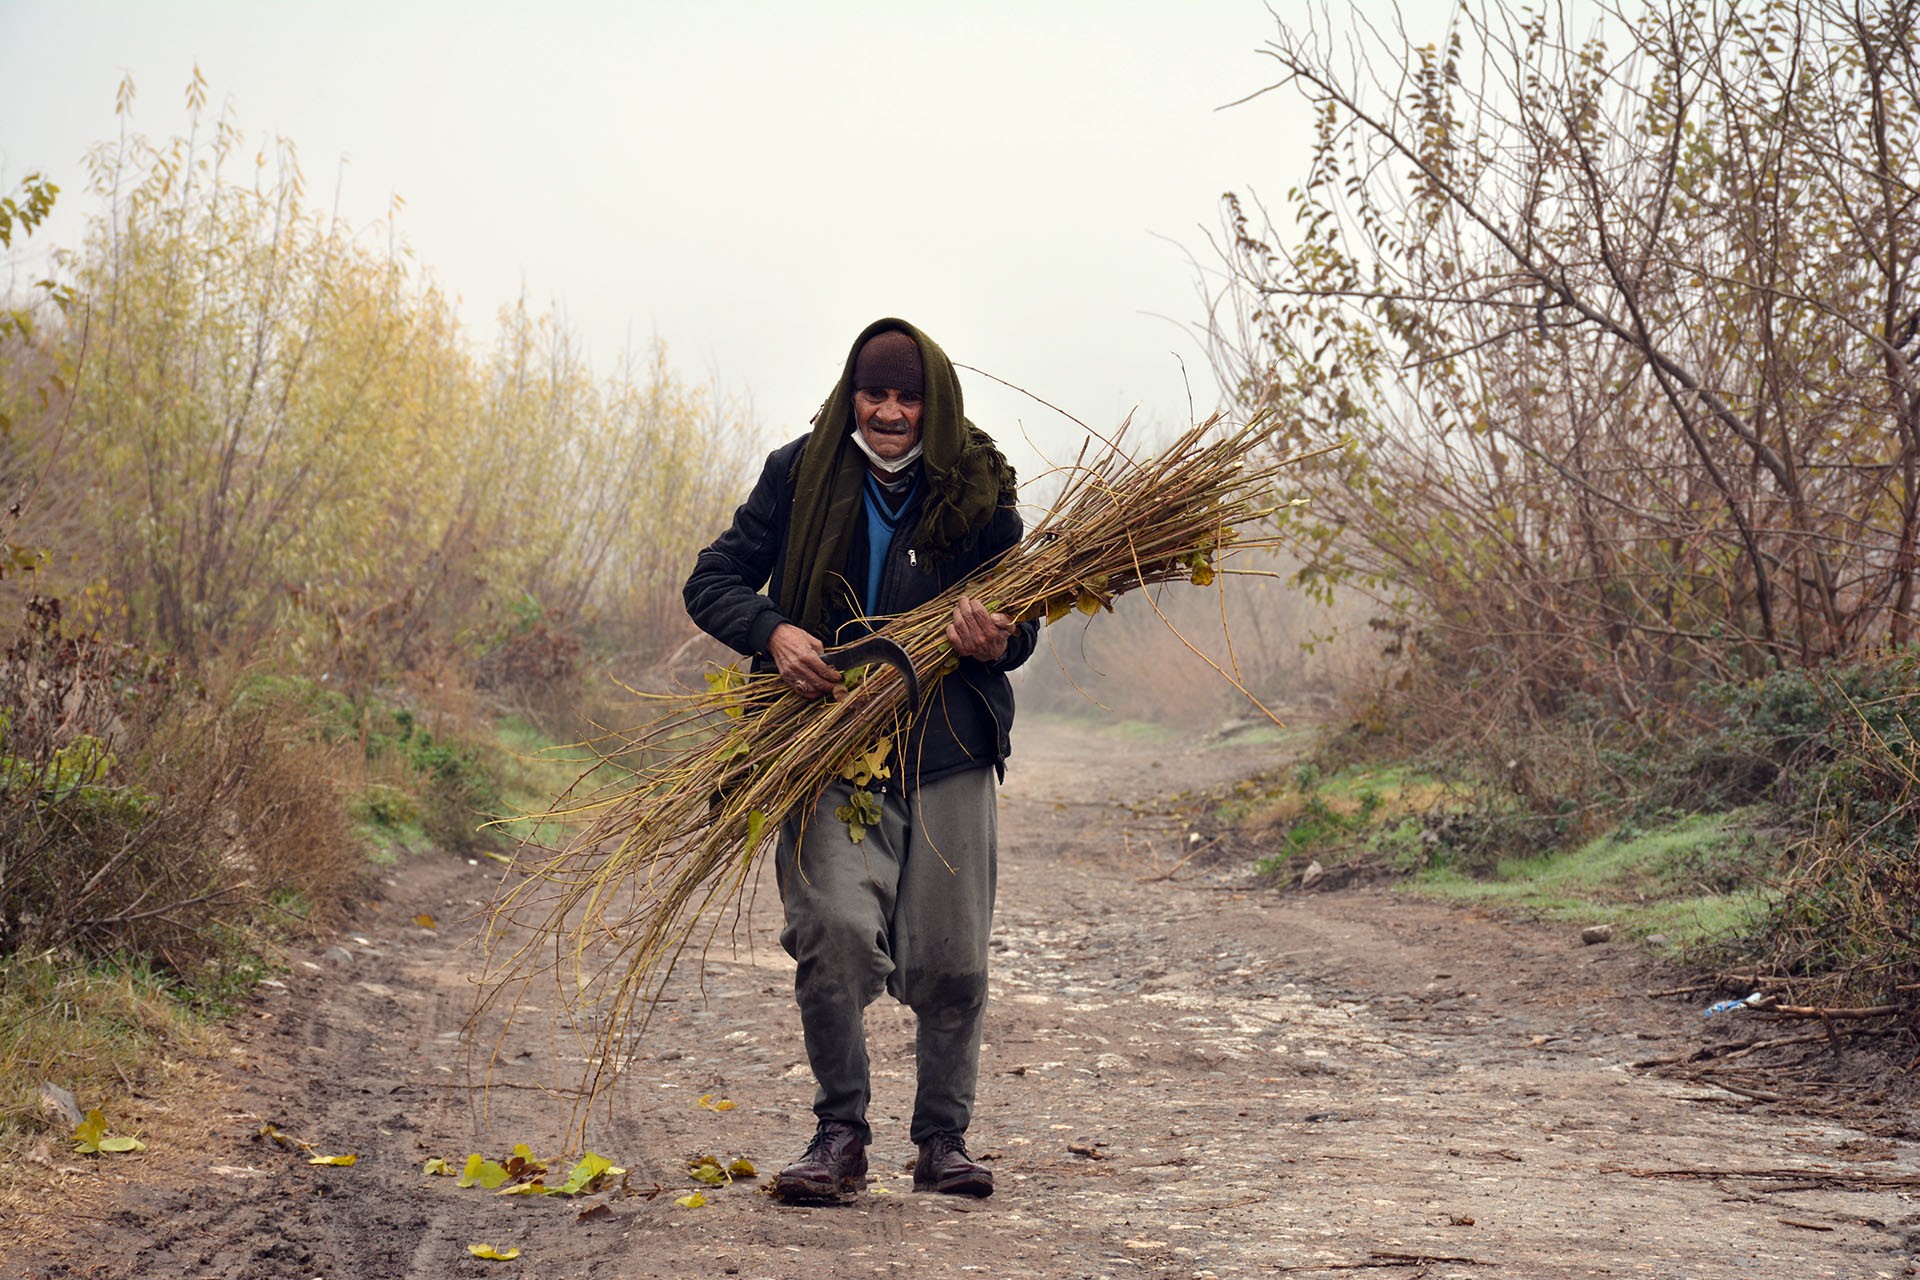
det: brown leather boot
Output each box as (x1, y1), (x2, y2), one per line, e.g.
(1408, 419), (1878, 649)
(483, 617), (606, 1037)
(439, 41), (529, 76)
(912, 1131), (992, 1196)
(773, 1120), (868, 1201)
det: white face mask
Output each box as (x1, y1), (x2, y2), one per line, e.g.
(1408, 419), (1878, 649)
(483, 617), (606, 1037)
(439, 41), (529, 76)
(850, 428), (923, 474)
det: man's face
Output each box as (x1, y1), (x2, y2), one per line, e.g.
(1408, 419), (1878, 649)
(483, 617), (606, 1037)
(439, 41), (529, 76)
(854, 387), (924, 462)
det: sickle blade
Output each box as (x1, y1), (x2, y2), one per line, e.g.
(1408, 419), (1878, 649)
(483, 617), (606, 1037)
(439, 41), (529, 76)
(822, 635), (921, 707)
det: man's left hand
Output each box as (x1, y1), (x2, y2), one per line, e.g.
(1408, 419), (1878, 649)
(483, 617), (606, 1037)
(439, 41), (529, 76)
(947, 595), (1016, 663)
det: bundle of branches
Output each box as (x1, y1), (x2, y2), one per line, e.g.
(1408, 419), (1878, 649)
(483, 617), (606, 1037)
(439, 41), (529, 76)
(478, 414), (1299, 1113)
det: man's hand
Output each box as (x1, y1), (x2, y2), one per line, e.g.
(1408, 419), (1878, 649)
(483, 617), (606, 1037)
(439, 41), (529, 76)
(768, 622), (842, 700)
(947, 595), (1016, 663)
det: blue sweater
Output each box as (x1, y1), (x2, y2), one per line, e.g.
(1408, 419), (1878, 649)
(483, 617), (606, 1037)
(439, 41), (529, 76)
(861, 471), (918, 615)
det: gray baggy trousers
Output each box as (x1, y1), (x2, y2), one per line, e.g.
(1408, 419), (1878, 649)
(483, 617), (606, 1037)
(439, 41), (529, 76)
(775, 768), (998, 1144)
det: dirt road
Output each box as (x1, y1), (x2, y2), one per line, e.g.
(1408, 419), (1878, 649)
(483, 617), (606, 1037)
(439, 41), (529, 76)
(10, 718), (1919, 1279)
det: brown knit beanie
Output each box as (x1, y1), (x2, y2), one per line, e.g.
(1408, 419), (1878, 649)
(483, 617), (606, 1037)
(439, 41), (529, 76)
(853, 329), (923, 395)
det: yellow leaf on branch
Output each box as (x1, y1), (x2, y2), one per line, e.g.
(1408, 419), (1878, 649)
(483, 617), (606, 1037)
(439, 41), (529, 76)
(836, 736), (893, 787)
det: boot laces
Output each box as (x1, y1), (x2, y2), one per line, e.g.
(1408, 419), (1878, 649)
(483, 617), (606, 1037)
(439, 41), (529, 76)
(925, 1131), (969, 1160)
(805, 1120), (854, 1159)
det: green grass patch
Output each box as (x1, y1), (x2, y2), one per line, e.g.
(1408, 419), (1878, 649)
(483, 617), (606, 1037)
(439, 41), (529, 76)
(490, 715), (599, 847)
(1408, 809), (1778, 949)
(1219, 761), (1456, 826)
(1220, 751), (1780, 951)
(1199, 721), (1316, 754)
(341, 712), (590, 851)
(1039, 710), (1183, 744)
(0, 951), (214, 1160)
(353, 815), (423, 866)
(1210, 759), (1471, 877)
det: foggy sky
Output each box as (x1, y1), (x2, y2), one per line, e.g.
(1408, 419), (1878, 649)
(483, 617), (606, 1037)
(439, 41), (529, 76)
(0, 1), (1464, 482)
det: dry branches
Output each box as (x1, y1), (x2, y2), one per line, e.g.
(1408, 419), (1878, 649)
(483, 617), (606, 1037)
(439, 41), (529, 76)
(474, 415), (1299, 1119)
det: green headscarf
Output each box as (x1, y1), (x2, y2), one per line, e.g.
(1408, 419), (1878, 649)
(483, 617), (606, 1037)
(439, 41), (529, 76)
(775, 318), (1017, 636)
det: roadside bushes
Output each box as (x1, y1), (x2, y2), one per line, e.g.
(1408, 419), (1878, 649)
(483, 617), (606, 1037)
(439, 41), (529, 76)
(1754, 653), (1919, 1013)
(1324, 642), (1917, 1012)
(231, 670), (507, 856)
(0, 79), (763, 970)
(1211, 4), (1920, 716)
(1, 74), (755, 711)
(0, 597), (361, 979)
(0, 586), (518, 985)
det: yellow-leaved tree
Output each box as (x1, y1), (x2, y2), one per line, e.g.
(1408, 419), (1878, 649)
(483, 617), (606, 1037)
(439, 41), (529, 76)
(2, 71), (756, 712)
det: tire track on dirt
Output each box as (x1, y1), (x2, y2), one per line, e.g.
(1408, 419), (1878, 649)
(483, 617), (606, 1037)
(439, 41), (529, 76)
(10, 718), (1920, 1279)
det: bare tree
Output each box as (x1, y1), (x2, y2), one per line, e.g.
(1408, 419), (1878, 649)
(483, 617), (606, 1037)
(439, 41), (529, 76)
(1206, 0), (1920, 722)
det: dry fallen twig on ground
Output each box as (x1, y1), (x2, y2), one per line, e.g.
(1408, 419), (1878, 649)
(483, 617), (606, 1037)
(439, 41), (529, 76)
(1274, 1252), (1490, 1273)
(1760, 1003), (1903, 1020)
(1632, 1024), (1910, 1070)
(1613, 1165), (1920, 1189)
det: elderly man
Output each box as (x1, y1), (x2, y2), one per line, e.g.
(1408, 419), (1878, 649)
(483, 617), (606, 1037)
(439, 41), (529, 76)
(683, 318), (1036, 1200)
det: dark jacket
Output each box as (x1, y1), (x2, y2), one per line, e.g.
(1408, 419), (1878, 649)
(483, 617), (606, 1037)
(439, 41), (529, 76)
(684, 434), (1037, 786)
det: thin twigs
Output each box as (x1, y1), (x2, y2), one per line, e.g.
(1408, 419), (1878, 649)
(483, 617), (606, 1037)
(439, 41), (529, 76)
(474, 415), (1302, 1127)
(1613, 1165), (1920, 1189)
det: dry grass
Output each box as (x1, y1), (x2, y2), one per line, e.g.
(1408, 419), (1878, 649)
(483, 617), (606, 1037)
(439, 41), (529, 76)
(477, 415), (1306, 1125)
(1756, 675), (1920, 1019)
(0, 948), (220, 1200)
(1, 601), (366, 974)
(0, 1003), (226, 1268)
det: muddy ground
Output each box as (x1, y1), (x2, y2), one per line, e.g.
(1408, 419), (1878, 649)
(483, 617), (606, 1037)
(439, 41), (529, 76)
(6, 717), (1919, 1279)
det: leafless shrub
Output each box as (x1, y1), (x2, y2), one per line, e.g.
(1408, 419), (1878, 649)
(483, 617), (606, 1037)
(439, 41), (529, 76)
(1205, 1), (1920, 735)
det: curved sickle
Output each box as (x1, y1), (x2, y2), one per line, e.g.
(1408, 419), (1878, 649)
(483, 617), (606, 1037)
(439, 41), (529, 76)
(821, 635), (920, 708)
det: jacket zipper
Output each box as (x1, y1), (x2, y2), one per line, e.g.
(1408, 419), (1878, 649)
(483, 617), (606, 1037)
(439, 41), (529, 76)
(878, 537), (922, 617)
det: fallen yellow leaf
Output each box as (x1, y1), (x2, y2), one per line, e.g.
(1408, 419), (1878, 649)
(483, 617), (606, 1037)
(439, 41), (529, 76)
(458, 1154), (511, 1189)
(71, 1110), (105, 1152)
(674, 1191), (707, 1208)
(695, 1093), (737, 1112)
(467, 1243), (520, 1260)
(558, 1152), (620, 1195)
(308, 1154), (356, 1166)
(413, 912), (437, 929)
